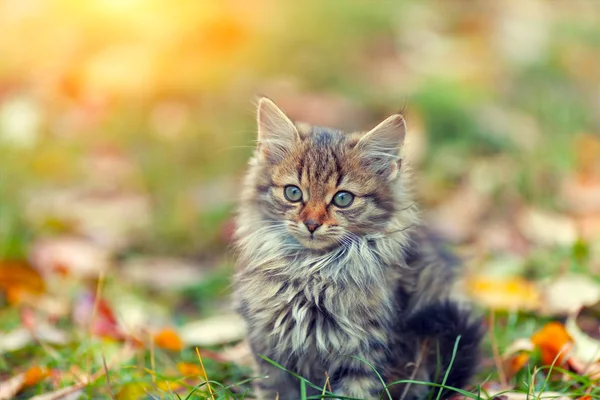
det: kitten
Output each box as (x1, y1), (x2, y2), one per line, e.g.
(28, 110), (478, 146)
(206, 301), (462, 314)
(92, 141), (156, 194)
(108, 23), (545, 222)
(233, 98), (482, 400)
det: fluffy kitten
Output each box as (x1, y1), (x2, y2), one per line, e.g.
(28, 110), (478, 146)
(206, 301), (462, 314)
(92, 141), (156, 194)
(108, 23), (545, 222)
(233, 98), (482, 400)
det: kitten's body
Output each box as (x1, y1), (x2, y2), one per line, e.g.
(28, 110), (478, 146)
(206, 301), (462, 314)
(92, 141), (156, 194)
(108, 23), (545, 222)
(234, 99), (481, 399)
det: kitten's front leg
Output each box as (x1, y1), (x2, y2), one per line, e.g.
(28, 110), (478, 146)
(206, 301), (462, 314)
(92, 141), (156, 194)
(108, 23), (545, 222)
(330, 355), (386, 399)
(253, 363), (299, 400)
(250, 346), (299, 400)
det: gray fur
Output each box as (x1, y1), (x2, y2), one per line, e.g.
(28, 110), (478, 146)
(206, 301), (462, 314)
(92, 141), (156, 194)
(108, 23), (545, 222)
(233, 100), (476, 399)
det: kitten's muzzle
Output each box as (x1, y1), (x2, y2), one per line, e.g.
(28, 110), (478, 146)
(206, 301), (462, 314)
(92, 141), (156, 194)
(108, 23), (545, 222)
(304, 219), (321, 233)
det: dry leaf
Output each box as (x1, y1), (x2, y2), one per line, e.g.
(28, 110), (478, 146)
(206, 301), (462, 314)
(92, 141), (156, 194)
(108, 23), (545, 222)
(540, 274), (600, 315)
(0, 325), (69, 354)
(24, 366), (49, 386)
(73, 292), (123, 340)
(466, 276), (541, 311)
(180, 314), (245, 346)
(518, 208), (577, 246)
(506, 352), (530, 376)
(29, 383), (85, 400)
(121, 257), (206, 290)
(26, 189), (151, 251)
(154, 328), (184, 352)
(116, 383), (147, 400)
(0, 374), (25, 400)
(0, 260), (45, 303)
(502, 338), (535, 378)
(177, 362), (204, 377)
(31, 237), (110, 278)
(531, 322), (572, 366)
(565, 300), (600, 365)
(562, 175), (600, 214)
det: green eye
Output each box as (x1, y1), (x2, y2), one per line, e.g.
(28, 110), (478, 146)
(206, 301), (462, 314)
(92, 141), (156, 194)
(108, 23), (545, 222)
(284, 185), (303, 202)
(332, 191), (354, 208)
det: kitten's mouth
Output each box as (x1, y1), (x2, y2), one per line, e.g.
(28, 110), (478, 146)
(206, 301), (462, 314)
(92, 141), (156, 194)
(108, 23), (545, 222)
(293, 233), (339, 251)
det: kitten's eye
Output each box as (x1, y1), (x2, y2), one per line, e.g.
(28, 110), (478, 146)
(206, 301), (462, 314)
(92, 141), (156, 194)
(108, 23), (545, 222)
(332, 191), (354, 208)
(284, 185), (303, 202)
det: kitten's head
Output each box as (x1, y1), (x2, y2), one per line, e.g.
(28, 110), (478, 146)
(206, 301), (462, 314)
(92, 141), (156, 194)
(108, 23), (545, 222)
(247, 97), (406, 251)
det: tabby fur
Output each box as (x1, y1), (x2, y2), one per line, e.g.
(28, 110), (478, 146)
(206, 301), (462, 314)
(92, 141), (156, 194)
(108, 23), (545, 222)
(233, 98), (482, 399)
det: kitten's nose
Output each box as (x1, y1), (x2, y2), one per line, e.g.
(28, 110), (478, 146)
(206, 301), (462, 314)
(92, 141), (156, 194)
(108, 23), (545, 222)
(304, 220), (321, 233)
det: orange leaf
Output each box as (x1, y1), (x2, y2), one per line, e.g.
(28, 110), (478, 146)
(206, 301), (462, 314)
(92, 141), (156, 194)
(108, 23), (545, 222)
(578, 396), (593, 400)
(177, 362), (203, 377)
(24, 366), (49, 386)
(531, 322), (572, 366)
(0, 260), (45, 304)
(507, 352), (530, 376)
(154, 328), (183, 352)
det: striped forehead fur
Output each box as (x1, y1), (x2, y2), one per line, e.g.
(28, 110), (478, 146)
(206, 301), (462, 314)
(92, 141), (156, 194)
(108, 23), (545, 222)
(235, 112), (420, 287)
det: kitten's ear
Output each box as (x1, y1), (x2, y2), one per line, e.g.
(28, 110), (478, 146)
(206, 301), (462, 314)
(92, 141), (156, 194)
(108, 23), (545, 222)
(356, 114), (406, 180)
(256, 97), (299, 163)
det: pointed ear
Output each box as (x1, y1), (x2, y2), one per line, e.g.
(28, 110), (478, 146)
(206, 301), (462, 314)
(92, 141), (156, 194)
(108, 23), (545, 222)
(256, 97), (299, 163)
(356, 114), (406, 180)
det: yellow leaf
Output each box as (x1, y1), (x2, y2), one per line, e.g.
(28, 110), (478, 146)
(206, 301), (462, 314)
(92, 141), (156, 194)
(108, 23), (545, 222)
(177, 362), (203, 377)
(157, 380), (184, 392)
(154, 328), (184, 352)
(467, 276), (541, 311)
(117, 382), (148, 400)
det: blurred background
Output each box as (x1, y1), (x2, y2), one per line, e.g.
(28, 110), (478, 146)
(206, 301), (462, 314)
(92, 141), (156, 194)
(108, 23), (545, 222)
(2, 0), (600, 398)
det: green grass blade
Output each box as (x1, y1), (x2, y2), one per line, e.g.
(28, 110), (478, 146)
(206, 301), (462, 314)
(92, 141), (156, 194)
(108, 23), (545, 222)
(435, 335), (460, 400)
(350, 355), (392, 400)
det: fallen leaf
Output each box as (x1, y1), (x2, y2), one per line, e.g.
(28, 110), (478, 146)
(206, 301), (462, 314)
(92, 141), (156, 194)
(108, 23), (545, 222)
(562, 175), (600, 214)
(116, 383), (147, 400)
(0, 325), (69, 353)
(121, 257), (206, 290)
(0, 94), (41, 148)
(531, 322), (572, 366)
(24, 366), (49, 386)
(29, 383), (85, 400)
(180, 314), (245, 346)
(540, 274), (600, 315)
(466, 276), (541, 311)
(156, 380), (184, 393)
(30, 237), (110, 278)
(0, 260), (45, 304)
(177, 362), (204, 377)
(506, 352), (530, 376)
(0, 374), (25, 400)
(502, 338), (535, 378)
(518, 208), (577, 246)
(503, 338), (535, 357)
(26, 189), (151, 251)
(154, 328), (184, 351)
(566, 300), (600, 365)
(73, 292), (123, 340)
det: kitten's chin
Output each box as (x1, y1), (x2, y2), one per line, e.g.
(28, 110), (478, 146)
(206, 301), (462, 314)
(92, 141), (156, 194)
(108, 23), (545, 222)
(293, 235), (338, 251)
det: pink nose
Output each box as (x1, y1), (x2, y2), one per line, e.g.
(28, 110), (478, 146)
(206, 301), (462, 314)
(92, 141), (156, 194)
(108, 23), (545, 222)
(304, 219), (321, 233)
